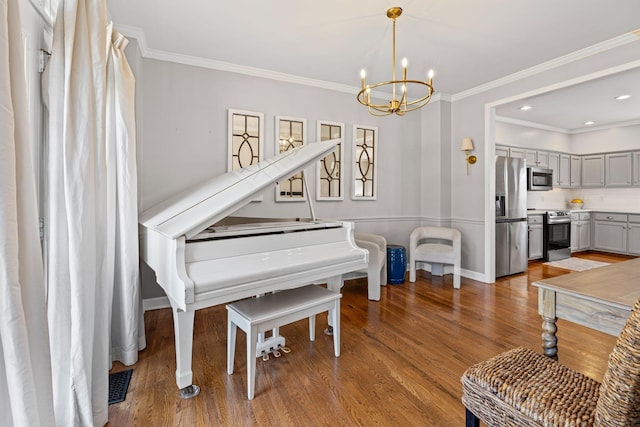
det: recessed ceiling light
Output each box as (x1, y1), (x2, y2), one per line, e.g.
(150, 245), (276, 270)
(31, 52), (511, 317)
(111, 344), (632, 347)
(519, 105), (532, 111)
(615, 94), (631, 100)
(584, 121), (595, 125)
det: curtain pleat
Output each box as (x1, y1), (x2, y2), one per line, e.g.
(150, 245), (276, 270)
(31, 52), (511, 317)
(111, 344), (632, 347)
(0, 0), (56, 425)
(107, 27), (145, 365)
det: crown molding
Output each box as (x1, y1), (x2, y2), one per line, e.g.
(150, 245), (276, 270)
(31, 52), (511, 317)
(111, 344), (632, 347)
(452, 31), (640, 102)
(569, 119), (640, 134)
(495, 116), (570, 134)
(496, 115), (640, 135)
(116, 23), (446, 103)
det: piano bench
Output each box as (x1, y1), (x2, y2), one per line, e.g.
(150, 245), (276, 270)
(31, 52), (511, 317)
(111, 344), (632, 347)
(226, 285), (342, 400)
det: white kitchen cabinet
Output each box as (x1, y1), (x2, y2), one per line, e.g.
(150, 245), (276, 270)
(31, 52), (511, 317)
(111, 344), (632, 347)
(581, 154), (604, 187)
(628, 215), (640, 255)
(633, 151), (640, 186)
(570, 155), (581, 188)
(570, 212), (591, 252)
(593, 213), (628, 253)
(527, 215), (543, 260)
(525, 150), (549, 168)
(559, 154), (571, 187)
(605, 152), (632, 187)
(495, 145), (510, 157)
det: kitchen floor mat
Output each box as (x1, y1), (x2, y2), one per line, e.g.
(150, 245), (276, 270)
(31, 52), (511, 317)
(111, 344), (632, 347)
(543, 257), (609, 271)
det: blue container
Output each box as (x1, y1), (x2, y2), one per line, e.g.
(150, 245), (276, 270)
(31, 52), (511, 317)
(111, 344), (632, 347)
(386, 245), (406, 284)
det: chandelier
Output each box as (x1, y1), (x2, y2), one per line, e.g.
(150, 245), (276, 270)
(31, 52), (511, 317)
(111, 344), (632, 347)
(357, 7), (435, 116)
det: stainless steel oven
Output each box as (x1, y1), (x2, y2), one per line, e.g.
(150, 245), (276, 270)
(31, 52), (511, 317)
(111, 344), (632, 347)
(543, 210), (571, 261)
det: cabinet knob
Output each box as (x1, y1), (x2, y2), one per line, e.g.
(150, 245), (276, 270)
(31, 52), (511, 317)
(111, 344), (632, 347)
(607, 216), (613, 219)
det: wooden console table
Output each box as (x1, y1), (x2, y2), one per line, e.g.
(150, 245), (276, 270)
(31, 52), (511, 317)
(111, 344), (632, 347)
(532, 258), (640, 359)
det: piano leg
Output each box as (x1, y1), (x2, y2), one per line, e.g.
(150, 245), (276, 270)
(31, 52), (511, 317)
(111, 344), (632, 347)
(172, 307), (201, 399)
(325, 276), (343, 335)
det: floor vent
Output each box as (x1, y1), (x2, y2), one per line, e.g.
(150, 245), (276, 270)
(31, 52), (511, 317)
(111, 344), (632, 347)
(108, 369), (133, 405)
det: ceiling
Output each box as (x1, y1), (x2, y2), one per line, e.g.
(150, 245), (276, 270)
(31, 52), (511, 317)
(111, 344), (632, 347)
(107, 0), (640, 129)
(495, 66), (640, 133)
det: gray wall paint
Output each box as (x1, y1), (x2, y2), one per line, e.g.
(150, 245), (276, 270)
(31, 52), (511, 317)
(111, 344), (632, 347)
(132, 37), (640, 299)
(136, 58), (426, 299)
(447, 40), (640, 280)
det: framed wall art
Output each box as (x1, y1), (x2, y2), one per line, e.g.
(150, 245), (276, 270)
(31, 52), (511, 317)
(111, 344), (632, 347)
(316, 120), (345, 201)
(352, 124), (378, 200)
(227, 109), (264, 172)
(275, 115), (307, 202)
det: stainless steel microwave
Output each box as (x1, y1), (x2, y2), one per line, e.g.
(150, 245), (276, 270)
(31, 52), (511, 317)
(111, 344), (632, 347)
(527, 167), (553, 191)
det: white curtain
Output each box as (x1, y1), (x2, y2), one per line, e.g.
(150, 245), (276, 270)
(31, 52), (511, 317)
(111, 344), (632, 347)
(106, 27), (146, 366)
(42, 0), (144, 425)
(0, 0), (56, 425)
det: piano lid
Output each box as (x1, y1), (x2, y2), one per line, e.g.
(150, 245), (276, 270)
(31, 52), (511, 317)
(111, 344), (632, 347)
(139, 138), (342, 239)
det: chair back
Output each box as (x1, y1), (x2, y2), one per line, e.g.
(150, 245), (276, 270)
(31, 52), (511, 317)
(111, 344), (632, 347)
(412, 226), (460, 246)
(594, 296), (640, 425)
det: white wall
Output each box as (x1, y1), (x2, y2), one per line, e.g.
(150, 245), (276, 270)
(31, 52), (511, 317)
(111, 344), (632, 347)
(571, 124), (640, 154)
(496, 121), (572, 152)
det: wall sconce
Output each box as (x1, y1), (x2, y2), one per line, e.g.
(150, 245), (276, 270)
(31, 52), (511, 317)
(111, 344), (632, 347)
(460, 137), (477, 176)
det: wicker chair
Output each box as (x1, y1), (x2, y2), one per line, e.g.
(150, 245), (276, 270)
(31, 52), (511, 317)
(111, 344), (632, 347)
(461, 297), (640, 426)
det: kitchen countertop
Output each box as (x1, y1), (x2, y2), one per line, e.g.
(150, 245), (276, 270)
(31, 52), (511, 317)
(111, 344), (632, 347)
(527, 208), (640, 215)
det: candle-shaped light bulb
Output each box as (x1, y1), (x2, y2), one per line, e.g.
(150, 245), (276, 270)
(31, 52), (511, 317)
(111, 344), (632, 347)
(366, 87), (371, 103)
(402, 58), (407, 80)
(360, 69), (366, 89)
(402, 84), (406, 93)
(428, 69), (434, 84)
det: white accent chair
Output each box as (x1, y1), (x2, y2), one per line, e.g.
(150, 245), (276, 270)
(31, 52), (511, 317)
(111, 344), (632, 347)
(350, 233), (387, 301)
(409, 227), (461, 289)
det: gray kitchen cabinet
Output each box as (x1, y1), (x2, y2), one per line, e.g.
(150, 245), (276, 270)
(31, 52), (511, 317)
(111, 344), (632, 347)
(581, 154), (604, 187)
(570, 155), (581, 187)
(605, 152), (632, 187)
(633, 151), (640, 186)
(495, 145), (510, 157)
(593, 212), (628, 253)
(548, 152), (560, 186)
(559, 154), (571, 187)
(536, 151), (549, 167)
(509, 147), (525, 159)
(628, 215), (640, 255)
(527, 215), (543, 260)
(525, 150), (549, 168)
(570, 212), (591, 252)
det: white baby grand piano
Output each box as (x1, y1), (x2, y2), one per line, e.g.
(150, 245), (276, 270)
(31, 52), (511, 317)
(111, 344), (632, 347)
(139, 139), (368, 398)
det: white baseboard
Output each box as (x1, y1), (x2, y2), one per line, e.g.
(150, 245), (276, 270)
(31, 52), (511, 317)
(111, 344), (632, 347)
(415, 265), (489, 284)
(143, 296), (170, 312)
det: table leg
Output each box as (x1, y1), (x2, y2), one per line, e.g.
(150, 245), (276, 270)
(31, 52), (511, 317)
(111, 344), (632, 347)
(541, 316), (558, 360)
(538, 288), (558, 360)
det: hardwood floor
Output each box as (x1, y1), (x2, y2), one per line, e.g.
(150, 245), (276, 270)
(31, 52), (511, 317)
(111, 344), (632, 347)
(108, 251), (635, 426)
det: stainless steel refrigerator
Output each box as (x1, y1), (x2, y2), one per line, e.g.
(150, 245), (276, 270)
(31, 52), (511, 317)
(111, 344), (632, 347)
(495, 156), (528, 277)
